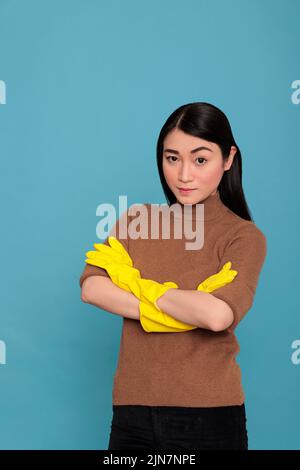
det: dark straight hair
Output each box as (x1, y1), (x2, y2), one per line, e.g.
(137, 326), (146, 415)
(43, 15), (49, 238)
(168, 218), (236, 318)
(156, 102), (253, 222)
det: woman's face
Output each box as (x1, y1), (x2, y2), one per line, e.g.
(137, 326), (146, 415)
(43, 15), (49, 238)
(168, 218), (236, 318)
(162, 128), (237, 204)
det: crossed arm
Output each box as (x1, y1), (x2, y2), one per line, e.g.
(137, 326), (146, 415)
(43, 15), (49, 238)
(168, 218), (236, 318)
(81, 275), (234, 332)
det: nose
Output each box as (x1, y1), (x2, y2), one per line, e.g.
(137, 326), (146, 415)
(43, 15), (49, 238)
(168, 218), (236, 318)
(178, 161), (194, 183)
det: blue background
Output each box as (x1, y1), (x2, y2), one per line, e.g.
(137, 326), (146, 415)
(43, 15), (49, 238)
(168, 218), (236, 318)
(0, 0), (299, 450)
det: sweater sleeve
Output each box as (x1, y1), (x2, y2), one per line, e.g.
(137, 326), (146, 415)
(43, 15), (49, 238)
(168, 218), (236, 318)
(210, 222), (267, 333)
(79, 209), (131, 289)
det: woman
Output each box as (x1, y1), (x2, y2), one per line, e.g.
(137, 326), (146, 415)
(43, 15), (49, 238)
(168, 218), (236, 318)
(79, 102), (267, 450)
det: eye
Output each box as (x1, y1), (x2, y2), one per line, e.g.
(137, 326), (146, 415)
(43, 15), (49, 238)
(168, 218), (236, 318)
(165, 156), (178, 163)
(196, 157), (207, 165)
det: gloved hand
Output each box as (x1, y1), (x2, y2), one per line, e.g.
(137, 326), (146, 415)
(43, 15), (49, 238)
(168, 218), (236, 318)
(85, 237), (238, 333)
(86, 238), (141, 294)
(85, 236), (181, 318)
(140, 261), (238, 333)
(196, 261), (237, 292)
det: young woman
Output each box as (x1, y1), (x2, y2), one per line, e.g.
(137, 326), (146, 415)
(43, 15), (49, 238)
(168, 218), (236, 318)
(79, 102), (267, 450)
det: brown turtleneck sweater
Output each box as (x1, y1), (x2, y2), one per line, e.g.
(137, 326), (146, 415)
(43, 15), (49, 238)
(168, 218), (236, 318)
(79, 191), (267, 407)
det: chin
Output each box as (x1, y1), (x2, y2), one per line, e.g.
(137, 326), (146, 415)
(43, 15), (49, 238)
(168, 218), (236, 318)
(179, 191), (203, 203)
(177, 196), (199, 205)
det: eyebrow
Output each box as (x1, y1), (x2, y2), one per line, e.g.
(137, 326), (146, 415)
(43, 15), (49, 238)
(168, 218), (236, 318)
(163, 146), (213, 154)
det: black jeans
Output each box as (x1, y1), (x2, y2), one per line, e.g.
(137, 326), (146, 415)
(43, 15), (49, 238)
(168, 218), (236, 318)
(108, 403), (248, 450)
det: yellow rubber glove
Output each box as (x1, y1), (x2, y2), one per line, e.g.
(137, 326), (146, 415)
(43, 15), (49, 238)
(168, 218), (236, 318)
(85, 237), (196, 332)
(196, 261), (237, 292)
(85, 236), (180, 315)
(140, 262), (238, 333)
(86, 250), (141, 294)
(85, 237), (238, 333)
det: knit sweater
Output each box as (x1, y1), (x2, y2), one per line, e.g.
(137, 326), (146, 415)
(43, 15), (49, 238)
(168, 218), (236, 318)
(79, 191), (267, 407)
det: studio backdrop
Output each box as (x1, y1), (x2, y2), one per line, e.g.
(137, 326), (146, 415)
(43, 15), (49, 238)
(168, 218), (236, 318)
(0, 0), (299, 450)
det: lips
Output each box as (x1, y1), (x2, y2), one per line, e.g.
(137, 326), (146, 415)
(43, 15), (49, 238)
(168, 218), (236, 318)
(178, 188), (196, 195)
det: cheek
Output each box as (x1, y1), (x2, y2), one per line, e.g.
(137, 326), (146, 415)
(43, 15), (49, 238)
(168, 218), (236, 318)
(162, 162), (174, 181)
(196, 165), (223, 184)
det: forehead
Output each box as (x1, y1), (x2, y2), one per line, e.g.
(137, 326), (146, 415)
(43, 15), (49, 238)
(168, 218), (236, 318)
(163, 128), (216, 152)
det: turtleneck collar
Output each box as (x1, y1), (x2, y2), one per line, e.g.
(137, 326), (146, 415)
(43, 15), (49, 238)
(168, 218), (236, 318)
(169, 190), (229, 222)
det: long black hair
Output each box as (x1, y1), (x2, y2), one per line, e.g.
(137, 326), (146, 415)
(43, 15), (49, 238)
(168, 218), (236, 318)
(156, 102), (253, 221)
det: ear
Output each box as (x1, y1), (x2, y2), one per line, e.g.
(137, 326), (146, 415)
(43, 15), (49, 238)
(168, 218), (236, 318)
(224, 146), (237, 171)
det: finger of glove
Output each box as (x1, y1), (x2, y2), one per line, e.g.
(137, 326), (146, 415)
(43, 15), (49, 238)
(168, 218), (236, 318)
(197, 270), (238, 292)
(93, 262), (142, 294)
(213, 261), (232, 277)
(201, 269), (238, 285)
(90, 245), (130, 266)
(108, 236), (133, 266)
(85, 258), (130, 277)
(84, 258), (110, 269)
(219, 261), (232, 272)
(85, 252), (113, 269)
(195, 262), (232, 287)
(85, 250), (135, 275)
